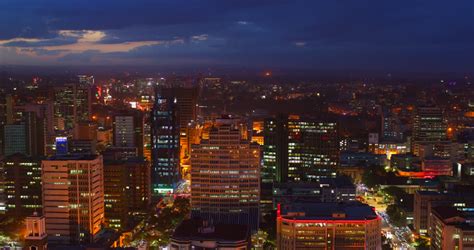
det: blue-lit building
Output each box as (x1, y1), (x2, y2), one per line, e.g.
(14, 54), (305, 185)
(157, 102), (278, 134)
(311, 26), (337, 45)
(151, 87), (180, 196)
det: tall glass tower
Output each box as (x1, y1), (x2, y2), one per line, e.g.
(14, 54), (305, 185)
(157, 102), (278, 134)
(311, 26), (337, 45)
(151, 87), (180, 196)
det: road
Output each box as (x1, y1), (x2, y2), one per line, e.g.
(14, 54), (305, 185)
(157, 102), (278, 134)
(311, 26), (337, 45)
(357, 185), (414, 250)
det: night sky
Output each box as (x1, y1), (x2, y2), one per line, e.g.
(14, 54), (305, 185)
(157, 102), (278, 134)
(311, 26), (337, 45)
(1, 0), (474, 73)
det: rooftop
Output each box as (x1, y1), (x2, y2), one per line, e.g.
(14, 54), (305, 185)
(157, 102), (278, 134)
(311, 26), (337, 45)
(280, 201), (378, 221)
(172, 218), (249, 243)
(46, 154), (99, 161)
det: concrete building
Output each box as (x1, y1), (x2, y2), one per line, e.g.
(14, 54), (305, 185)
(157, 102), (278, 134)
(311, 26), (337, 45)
(3, 123), (27, 156)
(414, 191), (474, 235)
(421, 157), (453, 176)
(263, 115), (339, 183)
(41, 155), (104, 245)
(190, 124), (260, 232)
(412, 106), (447, 156)
(429, 206), (474, 250)
(1, 153), (42, 217)
(277, 202), (381, 250)
(103, 158), (151, 231)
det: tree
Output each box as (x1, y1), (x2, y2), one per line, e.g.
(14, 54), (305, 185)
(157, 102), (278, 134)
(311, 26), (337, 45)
(386, 204), (407, 227)
(382, 186), (407, 204)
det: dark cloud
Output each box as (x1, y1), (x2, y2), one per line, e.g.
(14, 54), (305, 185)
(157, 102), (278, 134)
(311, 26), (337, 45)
(1, 0), (474, 72)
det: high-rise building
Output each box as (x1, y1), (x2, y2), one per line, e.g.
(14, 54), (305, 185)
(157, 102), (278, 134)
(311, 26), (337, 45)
(276, 202), (381, 250)
(53, 83), (91, 130)
(15, 103), (54, 156)
(151, 87), (180, 195)
(190, 124), (260, 232)
(3, 111), (46, 157)
(412, 106), (447, 156)
(381, 110), (404, 141)
(0, 153), (42, 217)
(112, 111), (145, 158)
(41, 155), (104, 245)
(414, 191), (474, 234)
(114, 116), (136, 147)
(262, 115), (288, 183)
(429, 206), (474, 250)
(0, 95), (14, 141)
(263, 115), (338, 182)
(104, 158), (150, 231)
(3, 123), (27, 156)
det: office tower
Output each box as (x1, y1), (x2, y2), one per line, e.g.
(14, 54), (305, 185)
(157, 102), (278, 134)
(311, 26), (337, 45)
(103, 158), (150, 231)
(4, 110), (47, 157)
(71, 121), (98, 155)
(143, 112), (152, 161)
(262, 115), (288, 183)
(53, 83), (91, 130)
(412, 106), (447, 156)
(161, 87), (198, 128)
(161, 87), (198, 181)
(41, 155), (104, 245)
(0, 94), (16, 156)
(15, 103), (54, 156)
(287, 115), (339, 181)
(113, 111), (144, 158)
(429, 206), (474, 250)
(170, 218), (251, 250)
(114, 116), (135, 147)
(277, 202), (381, 250)
(414, 191), (474, 235)
(381, 110), (403, 141)
(3, 123), (27, 156)
(151, 88), (180, 195)
(190, 124), (260, 232)
(263, 115), (338, 183)
(23, 213), (48, 250)
(0, 154), (42, 217)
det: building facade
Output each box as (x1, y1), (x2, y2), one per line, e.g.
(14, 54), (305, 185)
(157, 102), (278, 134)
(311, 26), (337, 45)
(41, 155), (104, 245)
(277, 202), (381, 250)
(190, 124), (260, 232)
(103, 158), (151, 231)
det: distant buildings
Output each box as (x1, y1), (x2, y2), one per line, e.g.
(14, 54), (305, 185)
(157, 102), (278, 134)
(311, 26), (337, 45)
(277, 202), (381, 250)
(412, 106), (447, 156)
(41, 155), (104, 245)
(53, 83), (91, 131)
(190, 123), (260, 232)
